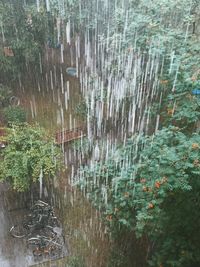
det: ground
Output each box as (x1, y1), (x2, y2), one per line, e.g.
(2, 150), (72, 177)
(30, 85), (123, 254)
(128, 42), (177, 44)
(0, 183), (33, 266)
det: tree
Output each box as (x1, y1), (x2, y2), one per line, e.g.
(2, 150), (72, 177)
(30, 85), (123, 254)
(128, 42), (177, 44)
(79, 126), (200, 266)
(0, 1), (52, 82)
(0, 124), (62, 192)
(72, 0), (200, 266)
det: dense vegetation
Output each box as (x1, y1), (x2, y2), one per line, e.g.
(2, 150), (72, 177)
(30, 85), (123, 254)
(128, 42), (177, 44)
(71, 0), (200, 266)
(0, 0), (55, 82)
(0, 124), (61, 191)
(1, 0), (200, 266)
(0, 2), (63, 191)
(80, 127), (200, 266)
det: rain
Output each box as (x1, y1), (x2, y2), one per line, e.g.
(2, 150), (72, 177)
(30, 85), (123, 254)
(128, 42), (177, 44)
(0, 0), (200, 267)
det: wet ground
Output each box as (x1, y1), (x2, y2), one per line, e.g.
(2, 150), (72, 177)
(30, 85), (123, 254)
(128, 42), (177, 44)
(0, 46), (111, 267)
(0, 183), (68, 267)
(0, 183), (32, 267)
(0, 178), (110, 267)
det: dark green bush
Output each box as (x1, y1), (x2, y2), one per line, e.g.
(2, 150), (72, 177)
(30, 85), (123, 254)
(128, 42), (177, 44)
(3, 106), (27, 124)
(0, 84), (12, 108)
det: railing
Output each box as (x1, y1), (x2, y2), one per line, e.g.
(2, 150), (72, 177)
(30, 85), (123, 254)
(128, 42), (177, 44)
(55, 126), (86, 144)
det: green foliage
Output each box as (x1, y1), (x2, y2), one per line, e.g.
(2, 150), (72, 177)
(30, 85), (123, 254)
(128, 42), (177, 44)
(0, 2), (53, 80)
(65, 255), (86, 267)
(80, 128), (200, 266)
(0, 84), (12, 107)
(3, 106), (27, 124)
(0, 124), (62, 191)
(70, 0), (200, 266)
(74, 100), (88, 118)
(107, 248), (129, 267)
(72, 137), (91, 155)
(1, 0), (199, 265)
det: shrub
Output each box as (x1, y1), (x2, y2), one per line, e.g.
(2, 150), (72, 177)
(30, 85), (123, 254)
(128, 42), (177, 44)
(0, 124), (62, 191)
(3, 106), (27, 124)
(0, 84), (12, 108)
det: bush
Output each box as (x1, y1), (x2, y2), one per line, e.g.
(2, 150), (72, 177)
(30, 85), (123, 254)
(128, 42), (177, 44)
(79, 127), (200, 267)
(0, 124), (62, 191)
(0, 84), (12, 108)
(3, 106), (27, 124)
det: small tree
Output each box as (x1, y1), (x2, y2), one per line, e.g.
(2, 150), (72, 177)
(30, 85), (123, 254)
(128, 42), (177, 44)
(0, 124), (62, 192)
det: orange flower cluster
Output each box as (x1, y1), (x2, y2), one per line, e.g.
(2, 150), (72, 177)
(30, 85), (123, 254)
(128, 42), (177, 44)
(148, 203), (154, 209)
(192, 143), (199, 149)
(155, 177), (168, 189)
(155, 181), (161, 189)
(143, 186), (152, 192)
(142, 177), (167, 192)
